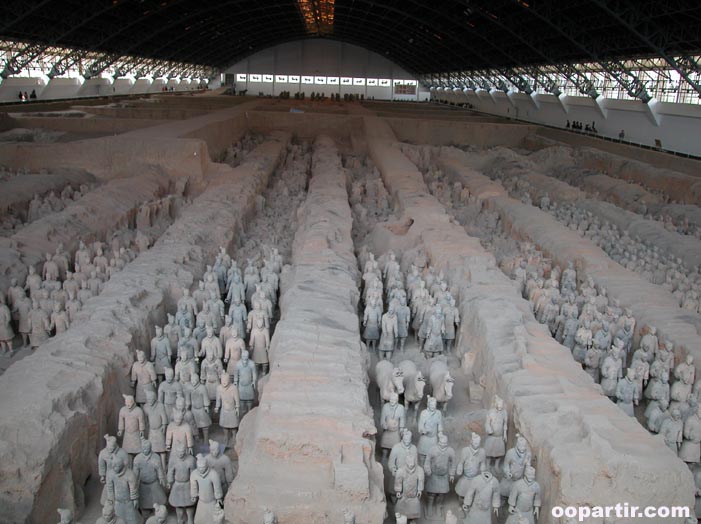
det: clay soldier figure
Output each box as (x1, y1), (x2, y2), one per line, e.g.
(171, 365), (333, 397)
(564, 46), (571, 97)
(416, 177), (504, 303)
(187, 374), (212, 442)
(176, 303), (194, 332)
(484, 396), (508, 471)
(179, 288), (198, 318)
(583, 340), (604, 382)
(418, 397), (444, 464)
(442, 297), (460, 354)
(394, 454), (425, 523)
(189, 453), (223, 524)
(424, 305), (445, 356)
(249, 316), (271, 374)
(165, 314), (180, 352)
(151, 326), (172, 381)
(178, 328), (197, 361)
(143, 390), (169, 470)
(424, 433), (456, 518)
(247, 301), (269, 334)
(219, 316), (234, 348)
(389, 430), (419, 478)
(118, 394), (145, 459)
(215, 373), (240, 448)
(363, 297), (382, 352)
(463, 462), (500, 524)
(166, 397), (195, 457)
(106, 455), (142, 524)
(0, 295), (14, 355)
(226, 273), (245, 305)
(24, 265), (42, 299)
(224, 326), (245, 375)
(615, 368), (639, 417)
(43, 252), (60, 281)
(133, 439), (167, 515)
(47, 302), (69, 335)
(379, 306), (398, 360)
(235, 350), (257, 417)
(445, 509), (459, 524)
(99, 435), (130, 505)
(680, 404), (701, 465)
(638, 325), (659, 363)
(206, 439), (235, 493)
(456, 432), (487, 503)
(77, 280), (92, 305)
(200, 351), (224, 401)
(263, 508), (277, 524)
(380, 392), (406, 461)
(572, 319), (592, 363)
(395, 296), (411, 353)
(676, 355), (696, 385)
(508, 465), (541, 524)
(131, 350), (157, 404)
(159, 368), (183, 423)
(14, 293), (31, 347)
(175, 348), (198, 384)
(660, 407), (684, 453)
(167, 443), (197, 524)
(228, 296), (248, 339)
(27, 299), (50, 349)
(499, 435), (531, 498)
(96, 502), (126, 524)
(144, 503), (168, 524)
(600, 346), (622, 399)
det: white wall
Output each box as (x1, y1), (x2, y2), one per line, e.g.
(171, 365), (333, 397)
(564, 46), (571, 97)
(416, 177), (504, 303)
(76, 77), (114, 97)
(224, 39), (425, 101)
(0, 77), (46, 102)
(41, 77), (81, 100)
(433, 88), (701, 157)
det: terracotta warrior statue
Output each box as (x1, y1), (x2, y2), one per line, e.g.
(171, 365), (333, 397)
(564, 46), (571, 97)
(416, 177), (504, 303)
(187, 374), (212, 442)
(378, 305), (398, 360)
(389, 429), (418, 478)
(96, 502), (126, 524)
(158, 367), (183, 423)
(118, 394), (145, 459)
(455, 432), (486, 504)
(131, 350), (157, 404)
(394, 454), (425, 524)
(380, 392), (406, 461)
(144, 503), (168, 524)
(463, 462), (500, 524)
(133, 439), (167, 516)
(418, 397), (444, 464)
(507, 465), (541, 524)
(215, 373), (240, 448)
(105, 455), (142, 524)
(189, 453), (223, 524)
(235, 350), (257, 417)
(167, 443), (197, 524)
(424, 433), (456, 518)
(151, 326), (173, 382)
(206, 439), (235, 493)
(484, 395), (508, 471)
(99, 435), (129, 505)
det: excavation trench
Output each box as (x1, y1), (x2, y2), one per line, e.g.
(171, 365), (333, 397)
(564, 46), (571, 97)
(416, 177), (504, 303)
(359, 116), (694, 521)
(228, 135), (385, 524)
(0, 132), (290, 524)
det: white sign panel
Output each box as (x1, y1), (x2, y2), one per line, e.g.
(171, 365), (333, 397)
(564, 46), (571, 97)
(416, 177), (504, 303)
(314, 76), (327, 84)
(263, 74), (273, 83)
(275, 75), (288, 82)
(302, 76), (314, 84)
(249, 74), (262, 82)
(289, 75), (300, 83)
(236, 73), (247, 82)
(366, 78), (378, 86)
(327, 77), (339, 85)
(353, 78), (366, 86)
(341, 77), (352, 85)
(379, 79), (391, 87)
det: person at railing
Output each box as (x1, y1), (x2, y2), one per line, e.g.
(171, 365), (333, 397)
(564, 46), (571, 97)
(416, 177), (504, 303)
(619, 129), (625, 140)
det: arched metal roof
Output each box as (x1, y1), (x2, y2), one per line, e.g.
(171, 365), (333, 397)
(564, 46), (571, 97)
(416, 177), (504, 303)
(0, 0), (699, 77)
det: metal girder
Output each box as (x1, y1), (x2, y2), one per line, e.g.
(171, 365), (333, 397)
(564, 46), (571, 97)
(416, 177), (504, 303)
(589, 0), (701, 97)
(0, 42), (46, 78)
(47, 48), (89, 78)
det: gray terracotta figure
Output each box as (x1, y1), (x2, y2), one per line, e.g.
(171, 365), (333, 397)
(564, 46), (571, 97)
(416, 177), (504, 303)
(228, 296), (248, 339)
(395, 296), (411, 353)
(481, 395), (507, 472)
(144, 503), (168, 524)
(418, 397), (444, 463)
(167, 443), (197, 524)
(249, 316), (270, 374)
(379, 306), (398, 360)
(389, 430), (419, 477)
(151, 326), (173, 380)
(187, 374), (212, 442)
(106, 455), (142, 524)
(455, 432), (487, 502)
(660, 408), (684, 453)
(166, 406), (195, 458)
(615, 368), (639, 417)
(215, 373), (240, 447)
(96, 502), (126, 524)
(424, 305), (445, 356)
(442, 297), (460, 354)
(175, 347), (198, 384)
(394, 454), (424, 523)
(600, 346), (622, 399)
(206, 439), (235, 493)
(445, 509), (459, 524)
(143, 389), (169, 469)
(99, 435), (130, 504)
(49, 302), (69, 335)
(424, 433), (456, 518)
(463, 462), (500, 524)
(14, 293), (31, 347)
(28, 299), (50, 349)
(179, 288), (198, 318)
(263, 509), (277, 524)
(499, 436), (531, 497)
(133, 439), (167, 513)
(118, 394), (145, 456)
(380, 392), (406, 460)
(224, 326), (245, 376)
(235, 350), (257, 417)
(0, 295), (14, 355)
(362, 297), (382, 352)
(24, 265), (42, 299)
(507, 465), (541, 524)
(131, 350), (157, 404)
(680, 404), (701, 465)
(211, 504), (225, 524)
(200, 351), (224, 401)
(158, 368), (183, 423)
(189, 453), (223, 524)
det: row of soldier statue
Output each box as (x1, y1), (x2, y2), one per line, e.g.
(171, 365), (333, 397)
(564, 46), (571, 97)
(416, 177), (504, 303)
(99, 245), (283, 524)
(506, 239), (701, 467)
(360, 250), (461, 361)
